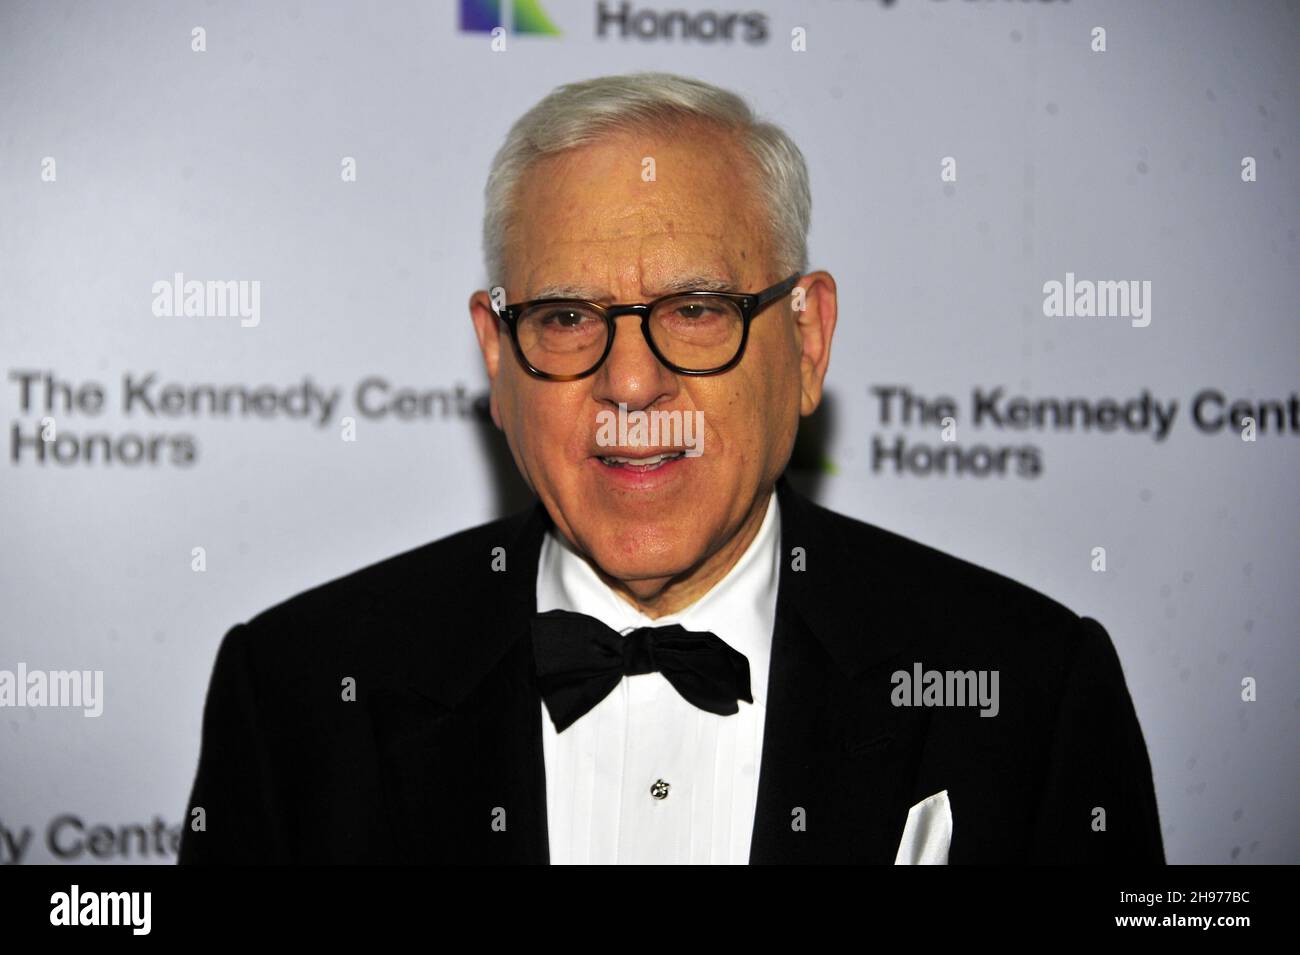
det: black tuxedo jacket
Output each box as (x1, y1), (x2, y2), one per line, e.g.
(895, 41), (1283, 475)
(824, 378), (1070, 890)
(179, 475), (1164, 864)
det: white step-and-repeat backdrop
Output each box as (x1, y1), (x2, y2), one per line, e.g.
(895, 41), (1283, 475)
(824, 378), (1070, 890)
(1, 0), (1296, 863)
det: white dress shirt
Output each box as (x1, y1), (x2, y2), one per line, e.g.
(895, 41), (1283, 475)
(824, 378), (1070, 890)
(536, 491), (781, 864)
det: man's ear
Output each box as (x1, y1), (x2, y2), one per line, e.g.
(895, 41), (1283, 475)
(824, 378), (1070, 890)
(791, 271), (837, 417)
(468, 288), (505, 429)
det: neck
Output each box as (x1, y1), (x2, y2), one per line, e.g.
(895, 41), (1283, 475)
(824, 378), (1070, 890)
(591, 487), (774, 619)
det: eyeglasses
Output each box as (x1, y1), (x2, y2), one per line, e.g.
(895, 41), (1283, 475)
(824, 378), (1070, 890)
(495, 272), (802, 381)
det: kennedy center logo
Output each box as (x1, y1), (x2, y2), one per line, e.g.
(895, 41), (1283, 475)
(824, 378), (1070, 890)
(460, 0), (561, 35)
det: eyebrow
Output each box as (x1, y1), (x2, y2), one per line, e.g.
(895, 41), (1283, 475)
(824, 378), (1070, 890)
(529, 275), (740, 301)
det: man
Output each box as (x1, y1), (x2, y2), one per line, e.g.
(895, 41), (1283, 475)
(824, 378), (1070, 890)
(179, 72), (1164, 864)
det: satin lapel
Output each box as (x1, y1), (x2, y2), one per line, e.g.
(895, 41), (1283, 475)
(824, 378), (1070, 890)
(369, 638), (549, 863)
(749, 477), (926, 864)
(749, 605), (923, 863)
(368, 500), (553, 864)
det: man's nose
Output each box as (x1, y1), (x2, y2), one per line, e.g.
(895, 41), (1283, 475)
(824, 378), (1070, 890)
(590, 313), (678, 410)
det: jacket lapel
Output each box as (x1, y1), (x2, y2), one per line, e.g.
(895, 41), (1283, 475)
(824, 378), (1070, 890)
(748, 477), (927, 863)
(367, 500), (553, 864)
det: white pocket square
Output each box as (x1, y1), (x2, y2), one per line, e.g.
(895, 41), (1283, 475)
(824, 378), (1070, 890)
(893, 789), (952, 865)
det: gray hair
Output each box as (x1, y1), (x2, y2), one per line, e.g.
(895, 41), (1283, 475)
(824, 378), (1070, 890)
(482, 71), (811, 289)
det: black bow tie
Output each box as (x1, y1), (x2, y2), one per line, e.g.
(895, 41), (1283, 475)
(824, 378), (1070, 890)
(531, 609), (753, 733)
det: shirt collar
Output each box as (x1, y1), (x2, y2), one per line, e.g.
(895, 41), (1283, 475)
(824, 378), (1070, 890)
(536, 491), (781, 706)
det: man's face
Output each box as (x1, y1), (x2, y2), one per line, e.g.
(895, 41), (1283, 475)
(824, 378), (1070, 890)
(471, 122), (834, 610)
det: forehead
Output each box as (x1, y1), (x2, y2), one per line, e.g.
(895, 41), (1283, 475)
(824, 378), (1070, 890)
(507, 124), (769, 299)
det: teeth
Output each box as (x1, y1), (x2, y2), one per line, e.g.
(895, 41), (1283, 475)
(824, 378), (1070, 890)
(599, 452), (684, 467)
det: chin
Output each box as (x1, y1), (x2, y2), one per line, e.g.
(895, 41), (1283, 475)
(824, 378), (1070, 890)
(581, 520), (707, 584)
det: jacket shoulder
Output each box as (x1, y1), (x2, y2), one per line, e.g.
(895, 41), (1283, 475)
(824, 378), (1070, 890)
(790, 490), (1100, 683)
(803, 493), (1082, 627)
(226, 504), (540, 690)
(252, 508), (529, 628)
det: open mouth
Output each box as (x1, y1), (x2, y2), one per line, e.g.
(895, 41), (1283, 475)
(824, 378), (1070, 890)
(596, 451), (686, 472)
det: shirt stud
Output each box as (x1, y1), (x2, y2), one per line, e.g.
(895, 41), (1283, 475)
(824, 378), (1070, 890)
(650, 779), (670, 800)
